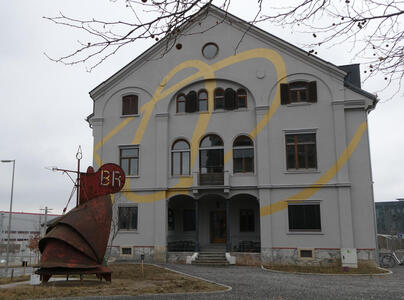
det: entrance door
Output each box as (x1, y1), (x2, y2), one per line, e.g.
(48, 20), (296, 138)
(210, 211), (226, 243)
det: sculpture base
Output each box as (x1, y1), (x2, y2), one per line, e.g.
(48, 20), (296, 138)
(35, 266), (112, 283)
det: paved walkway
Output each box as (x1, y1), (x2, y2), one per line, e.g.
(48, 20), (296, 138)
(36, 264), (404, 300)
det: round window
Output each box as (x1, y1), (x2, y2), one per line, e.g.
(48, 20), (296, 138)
(202, 43), (219, 59)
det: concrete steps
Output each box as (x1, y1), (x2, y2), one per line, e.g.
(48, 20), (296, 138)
(192, 245), (229, 266)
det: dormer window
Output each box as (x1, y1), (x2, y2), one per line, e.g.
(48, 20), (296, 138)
(122, 95), (138, 115)
(280, 81), (317, 104)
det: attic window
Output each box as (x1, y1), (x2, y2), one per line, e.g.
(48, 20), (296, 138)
(122, 95), (139, 115)
(202, 43), (218, 59)
(280, 81), (317, 104)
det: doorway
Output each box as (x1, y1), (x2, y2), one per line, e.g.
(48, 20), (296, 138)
(210, 211), (226, 243)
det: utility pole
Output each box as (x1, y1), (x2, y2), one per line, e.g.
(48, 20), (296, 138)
(40, 207), (53, 236)
(0, 212), (4, 242)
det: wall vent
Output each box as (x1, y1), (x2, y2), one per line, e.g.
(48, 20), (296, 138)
(120, 246), (133, 256)
(298, 248), (314, 259)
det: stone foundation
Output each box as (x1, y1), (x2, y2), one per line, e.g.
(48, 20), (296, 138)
(167, 252), (194, 264)
(261, 248), (377, 267)
(107, 246), (155, 263)
(231, 252), (261, 266)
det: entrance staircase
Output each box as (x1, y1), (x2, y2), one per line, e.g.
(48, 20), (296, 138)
(192, 244), (229, 266)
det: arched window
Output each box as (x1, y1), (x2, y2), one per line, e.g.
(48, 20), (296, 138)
(172, 140), (190, 176)
(214, 88), (225, 110)
(236, 89), (247, 108)
(176, 93), (186, 113)
(233, 136), (254, 173)
(199, 134), (223, 174)
(198, 89), (208, 112)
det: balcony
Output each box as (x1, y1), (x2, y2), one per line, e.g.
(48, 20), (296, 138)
(193, 171), (230, 193)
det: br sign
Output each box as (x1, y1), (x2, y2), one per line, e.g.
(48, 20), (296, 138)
(80, 163), (126, 204)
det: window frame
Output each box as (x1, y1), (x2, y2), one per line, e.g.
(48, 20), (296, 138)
(287, 202), (322, 233)
(118, 205), (138, 231)
(176, 93), (186, 113)
(119, 145), (140, 177)
(284, 132), (317, 170)
(280, 81), (317, 105)
(198, 89), (208, 112)
(199, 134), (224, 174)
(171, 139), (191, 176)
(236, 88), (248, 109)
(122, 94), (139, 116)
(233, 135), (254, 174)
(214, 88), (225, 110)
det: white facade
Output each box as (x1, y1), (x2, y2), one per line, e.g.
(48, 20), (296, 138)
(88, 5), (377, 266)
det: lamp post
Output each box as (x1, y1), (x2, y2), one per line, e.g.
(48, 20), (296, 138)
(1, 160), (15, 276)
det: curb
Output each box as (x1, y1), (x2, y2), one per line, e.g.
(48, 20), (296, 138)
(261, 265), (393, 276)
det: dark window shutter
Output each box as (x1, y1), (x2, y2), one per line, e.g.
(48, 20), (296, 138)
(280, 83), (289, 105)
(308, 81), (317, 103)
(224, 88), (236, 110)
(186, 91), (197, 113)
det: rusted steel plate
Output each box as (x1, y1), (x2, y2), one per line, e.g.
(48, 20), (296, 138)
(80, 163), (125, 204)
(39, 224), (98, 262)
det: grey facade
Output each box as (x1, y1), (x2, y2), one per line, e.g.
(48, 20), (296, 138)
(88, 5), (377, 267)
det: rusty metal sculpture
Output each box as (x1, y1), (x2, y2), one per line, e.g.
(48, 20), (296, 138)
(36, 148), (125, 283)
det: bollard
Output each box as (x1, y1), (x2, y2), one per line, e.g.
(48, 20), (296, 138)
(141, 254), (145, 278)
(11, 268), (14, 280)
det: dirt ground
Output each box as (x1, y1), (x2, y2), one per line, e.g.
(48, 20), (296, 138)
(0, 264), (226, 300)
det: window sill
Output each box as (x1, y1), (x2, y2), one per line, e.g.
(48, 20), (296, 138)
(284, 169), (320, 174)
(287, 231), (323, 235)
(286, 102), (312, 107)
(121, 114), (140, 118)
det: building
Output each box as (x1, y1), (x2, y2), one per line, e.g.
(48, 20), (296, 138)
(87, 5), (378, 267)
(376, 201), (404, 235)
(0, 211), (60, 265)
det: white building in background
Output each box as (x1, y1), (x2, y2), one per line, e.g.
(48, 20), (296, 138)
(0, 211), (60, 265)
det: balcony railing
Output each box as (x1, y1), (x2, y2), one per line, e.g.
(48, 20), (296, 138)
(193, 171), (229, 187)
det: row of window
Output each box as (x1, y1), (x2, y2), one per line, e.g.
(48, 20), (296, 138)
(118, 203), (321, 232)
(120, 133), (317, 177)
(176, 88), (247, 113)
(120, 81), (318, 116)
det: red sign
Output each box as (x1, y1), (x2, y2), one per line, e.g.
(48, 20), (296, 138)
(79, 163), (125, 204)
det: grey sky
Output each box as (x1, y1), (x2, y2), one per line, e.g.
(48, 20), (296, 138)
(0, 1), (403, 214)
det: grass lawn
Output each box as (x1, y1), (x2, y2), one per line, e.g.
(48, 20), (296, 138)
(263, 264), (388, 274)
(0, 264), (226, 299)
(0, 276), (30, 285)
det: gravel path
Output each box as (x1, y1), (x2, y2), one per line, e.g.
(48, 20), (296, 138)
(21, 264), (404, 300)
(135, 264), (404, 300)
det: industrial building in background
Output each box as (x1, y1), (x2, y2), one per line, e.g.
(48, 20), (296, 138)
(0, 210), (60, 266)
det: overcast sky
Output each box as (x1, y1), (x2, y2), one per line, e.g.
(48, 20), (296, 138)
(0, 1), (403, 215)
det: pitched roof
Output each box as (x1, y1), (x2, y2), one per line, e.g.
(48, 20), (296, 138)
(89, 4), (376, 102)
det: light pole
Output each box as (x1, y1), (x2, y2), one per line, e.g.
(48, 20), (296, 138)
(1, 159), (15, 276)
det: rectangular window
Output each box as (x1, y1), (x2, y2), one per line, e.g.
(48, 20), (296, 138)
(120, 147), (139, 176)
(121, 247), (132, 255)
(233, 148), (254, 173)
(240, 209), (255, 232)
(122, 95), (138, 115)
(118, 206), (138, 230)
(285, 133), (317, 169)
(288, 204), (321, 232)
(183, 209), (195, 231)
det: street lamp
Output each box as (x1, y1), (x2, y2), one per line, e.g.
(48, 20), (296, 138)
(1, 160), (15, 276)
